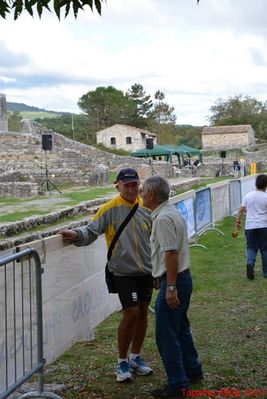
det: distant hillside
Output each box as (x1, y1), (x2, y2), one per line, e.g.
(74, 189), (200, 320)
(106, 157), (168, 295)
(7, 101), (62, 114)
(6, 102), (71, 120)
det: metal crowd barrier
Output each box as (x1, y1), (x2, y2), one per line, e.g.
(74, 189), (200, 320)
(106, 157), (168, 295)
(0, 248), (62, 399)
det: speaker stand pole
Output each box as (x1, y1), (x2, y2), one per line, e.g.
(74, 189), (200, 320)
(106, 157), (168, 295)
(40, 150), (62, 195)
(221, 157), (227, 176)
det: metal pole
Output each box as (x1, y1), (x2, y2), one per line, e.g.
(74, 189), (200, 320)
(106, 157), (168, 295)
(44, 151), (50, 193)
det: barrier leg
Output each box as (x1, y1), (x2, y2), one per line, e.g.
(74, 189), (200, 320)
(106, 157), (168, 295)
(18, 371), (63, 399)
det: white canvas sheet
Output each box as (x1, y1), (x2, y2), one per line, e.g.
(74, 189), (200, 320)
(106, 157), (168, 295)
(240, 175), (256, 201)
(0, 235), (121, 392)
(209, 181), (230, 223)
(229, 180), (242, 216)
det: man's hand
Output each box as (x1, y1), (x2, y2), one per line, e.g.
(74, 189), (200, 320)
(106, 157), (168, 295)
(59, 229), (79, 243)
(165, 289), (180, 309)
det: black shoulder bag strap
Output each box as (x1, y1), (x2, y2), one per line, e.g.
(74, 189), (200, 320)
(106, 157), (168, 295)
(107, 202), (139, 261)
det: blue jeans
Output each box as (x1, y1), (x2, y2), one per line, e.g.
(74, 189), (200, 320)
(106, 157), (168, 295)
(155, 269), (201, 394)
(245, 228), (267, 276)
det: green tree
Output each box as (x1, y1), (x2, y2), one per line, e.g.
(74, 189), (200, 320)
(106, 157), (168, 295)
(8, 111), (22, 131)
(175, 125), (202, 148)
(147, 90), (177, 144)
(36, 113), (96, 144)
(149, 90), (177, 125)
(209, 94), (267, 140)
(257, 108), (267, 140)
(0, 0), (104, 20)
(127, 83), (153, 128)
(78, 86), (137, 132)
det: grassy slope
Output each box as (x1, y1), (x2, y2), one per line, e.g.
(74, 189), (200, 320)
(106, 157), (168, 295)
(43, 217), (267, 399)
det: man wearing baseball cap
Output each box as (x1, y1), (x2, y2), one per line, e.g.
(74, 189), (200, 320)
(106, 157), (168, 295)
(60, 168), (153, 383)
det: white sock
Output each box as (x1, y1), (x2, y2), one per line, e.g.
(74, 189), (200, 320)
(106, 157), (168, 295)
(118, 358), (128, 364)
(129, 353), (139, 361)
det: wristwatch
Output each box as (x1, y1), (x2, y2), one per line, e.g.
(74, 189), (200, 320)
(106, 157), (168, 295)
(167, 284), (176, 292)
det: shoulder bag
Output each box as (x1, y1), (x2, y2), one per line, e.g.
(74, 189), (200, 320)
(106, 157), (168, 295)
(105, 203), (139, 293)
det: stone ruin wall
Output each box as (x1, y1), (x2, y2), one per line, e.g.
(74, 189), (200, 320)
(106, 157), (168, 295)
(1, 119), (266, 198)
(0, 93), (8, 132)
(0, 121), (174, 197)
(0, 183), (39, 198)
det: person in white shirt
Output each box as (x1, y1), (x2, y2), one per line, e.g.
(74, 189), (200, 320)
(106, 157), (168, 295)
(235, 174), (267, 279)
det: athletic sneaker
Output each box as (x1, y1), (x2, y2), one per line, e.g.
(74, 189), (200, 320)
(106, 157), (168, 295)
(129, 356), (153, 376)
(116, 361), (133, 382)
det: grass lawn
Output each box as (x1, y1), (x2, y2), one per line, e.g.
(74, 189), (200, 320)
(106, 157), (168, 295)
(44, 217), (267, 399)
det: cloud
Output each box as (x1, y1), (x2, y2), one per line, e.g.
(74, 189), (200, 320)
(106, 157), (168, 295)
(0, 0), (266, 124)
(0, 40), (29, 68)
(250, 48), (267, 67)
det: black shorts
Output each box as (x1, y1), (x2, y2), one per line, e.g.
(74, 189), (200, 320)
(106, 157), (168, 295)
(113, 274), (153, 309)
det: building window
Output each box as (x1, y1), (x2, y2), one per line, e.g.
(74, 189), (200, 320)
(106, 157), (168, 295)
(126, 136), (132, 144)
(110, 137), (116, 145)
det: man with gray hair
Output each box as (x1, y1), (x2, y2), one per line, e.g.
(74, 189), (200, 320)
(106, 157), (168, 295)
(141, 175), (202, 399)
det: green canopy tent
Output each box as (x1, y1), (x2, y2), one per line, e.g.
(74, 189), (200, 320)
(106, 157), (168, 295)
(163, 145), (183, 165)
(130, 144), (173, 162)
(175, 144), (202, 164)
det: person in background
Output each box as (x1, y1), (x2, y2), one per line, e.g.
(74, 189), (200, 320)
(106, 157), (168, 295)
(239, 157), (247, 177)
(141, 175), (203, 399)
(235, 174), (267, 279)
(232, 160), (240, 177)
(60, 168), (153, 382)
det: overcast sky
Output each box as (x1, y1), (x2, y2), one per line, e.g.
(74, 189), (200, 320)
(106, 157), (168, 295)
(0, 0), (266, 125)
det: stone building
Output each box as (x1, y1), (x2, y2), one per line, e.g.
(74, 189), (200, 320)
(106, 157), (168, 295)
(0, 93), (8, 132)
(202, 125), (255, 150)
(96, 124), (157, 151)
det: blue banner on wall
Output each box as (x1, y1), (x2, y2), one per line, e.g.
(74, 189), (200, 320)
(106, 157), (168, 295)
(175, 196), (195, 239)
(194, 188), (212, 234)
